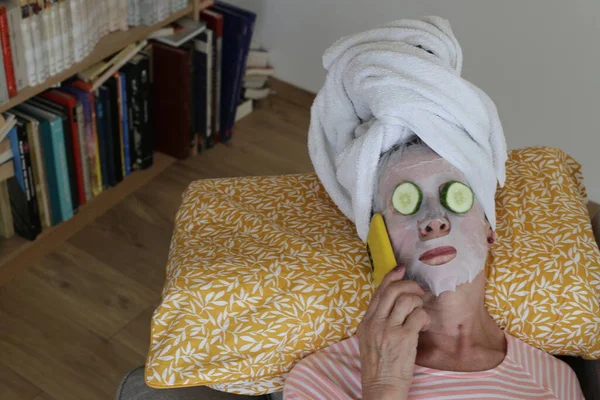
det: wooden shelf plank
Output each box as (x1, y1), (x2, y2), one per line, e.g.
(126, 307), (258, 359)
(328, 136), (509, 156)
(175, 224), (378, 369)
(0, 152), (177, 286)
(0, 0), (215, 113)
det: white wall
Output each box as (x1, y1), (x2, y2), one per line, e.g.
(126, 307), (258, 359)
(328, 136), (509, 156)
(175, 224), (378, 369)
(232, 0), (600, 201)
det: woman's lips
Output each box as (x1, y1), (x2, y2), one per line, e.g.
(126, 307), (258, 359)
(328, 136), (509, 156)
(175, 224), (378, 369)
(419, 246), (457, 266)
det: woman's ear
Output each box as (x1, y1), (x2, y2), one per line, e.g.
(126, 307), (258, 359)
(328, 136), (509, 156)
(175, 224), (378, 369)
(487, 227), (496, 244)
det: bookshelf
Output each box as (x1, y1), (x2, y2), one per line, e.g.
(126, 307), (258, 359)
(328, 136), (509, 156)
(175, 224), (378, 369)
(0, 0), (215, 114)
(0, 0), (215, 285)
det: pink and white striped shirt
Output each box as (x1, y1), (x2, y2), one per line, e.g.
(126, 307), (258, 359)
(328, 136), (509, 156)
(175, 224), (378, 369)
(284, 333), (583, 399)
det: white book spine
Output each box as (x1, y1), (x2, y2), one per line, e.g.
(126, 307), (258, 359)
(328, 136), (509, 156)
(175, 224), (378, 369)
(120, 0), (128, 31)
(100, 0), (108, 36)
(29, 13), (47, 83)
(6, 5), (29, 90)
(20, 16), (37, 86)
(91, 0), (98, 49)
(80, 0), (89, 55)
(40, 8), (56, 76)
(127, 0), (133, 26)
(107, 0), (117, 32)
(58, 1), (72, 68)
(49, 2), (63, 72)
(69, 0), (83, 62)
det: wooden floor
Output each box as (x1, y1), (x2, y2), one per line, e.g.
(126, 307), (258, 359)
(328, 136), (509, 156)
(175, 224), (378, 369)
(0, 80), (315, 400)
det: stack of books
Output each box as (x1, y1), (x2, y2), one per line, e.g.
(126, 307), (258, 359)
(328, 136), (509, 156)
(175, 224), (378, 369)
(243, 44), (274, 102)
(150, 1), (257, 157)
(0, 0), (189, 105)
(1, 50), (153, 241)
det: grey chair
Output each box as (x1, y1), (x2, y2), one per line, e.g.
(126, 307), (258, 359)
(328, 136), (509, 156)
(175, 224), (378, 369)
(116, 366), (283, 400)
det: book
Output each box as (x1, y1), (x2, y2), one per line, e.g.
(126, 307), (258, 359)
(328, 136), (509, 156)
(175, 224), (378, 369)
(118, 70), (131, 175)
(40, 89), (87, 205)
(57, 0), (72, 68)
(246, 49), (269, 68)
(138, 51), (152, 169)
(244, 86), (270, 100)
(151, 41), (191, 160)
(235, 98), (252, 122)
(153, 16), (206, 48)
(183, 40), (197, 157)
(68, 0), (83, 62)
(193, 30), (212, 152)
(66, 79), (103, 196)
(0, 38), (7, 104)
(0, 112), (16, 140)
(89, 40), (148, 91)
(122, 52), (151, 170)
(200, 9), (222, 145)
(0, 4), (17, 97)
(16, 101), (73, 224)
(18, 0), (37, 86)
(6, 119), (41, 240)
(104, 76), (123, 184)
(95, 86), (110, 188)
(211, 2), (256, 143)
(26, 96), (78, 211)
(10, 110), (51, 228)
(112, 72), (125, 177)
(0, 155), (14, 179)
(48, 0), (62, 73)
(0, 178), (14, 237)
(29, 0), (48, 83)
(1, 0), (28, 90)
(0, 137), (12, 163)
(97, 85), (114, 186)
(0, 150), (15, 177)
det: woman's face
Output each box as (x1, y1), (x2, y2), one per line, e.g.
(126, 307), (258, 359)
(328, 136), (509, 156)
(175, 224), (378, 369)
(378, 146), (491, 295)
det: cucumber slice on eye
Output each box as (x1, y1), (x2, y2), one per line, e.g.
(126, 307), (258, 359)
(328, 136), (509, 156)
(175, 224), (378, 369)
(391, 182), (422, 215)
(440, 181), (474, 214)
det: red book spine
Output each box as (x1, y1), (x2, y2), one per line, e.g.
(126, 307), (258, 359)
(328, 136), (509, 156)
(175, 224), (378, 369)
(41, 90), (87, 205)
(0, 6), (16, 97)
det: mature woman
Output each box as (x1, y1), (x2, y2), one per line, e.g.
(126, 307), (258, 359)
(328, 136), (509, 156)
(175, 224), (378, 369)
(283, 141), (584, 399)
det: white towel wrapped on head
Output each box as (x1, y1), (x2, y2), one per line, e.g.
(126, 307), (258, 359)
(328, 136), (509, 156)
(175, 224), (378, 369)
(308, 16), (508, 242)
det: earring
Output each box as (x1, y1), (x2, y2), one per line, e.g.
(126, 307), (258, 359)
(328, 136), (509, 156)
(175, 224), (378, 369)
(487, 237), (495, 244)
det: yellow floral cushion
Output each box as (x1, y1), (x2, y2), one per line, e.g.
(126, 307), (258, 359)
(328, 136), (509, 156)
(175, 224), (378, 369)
(146, 146), (600, 395)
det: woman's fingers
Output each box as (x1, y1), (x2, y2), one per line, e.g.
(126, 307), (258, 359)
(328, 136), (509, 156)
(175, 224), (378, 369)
(388, 294), (424, 327)
(364, 265), (406, 320)
(403, 307), (431, 333)
(373, 278), (425, 321)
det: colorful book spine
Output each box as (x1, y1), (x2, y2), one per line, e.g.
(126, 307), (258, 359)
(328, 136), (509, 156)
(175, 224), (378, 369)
(0, 5), (17, 97)
(119, 70), (131, 175)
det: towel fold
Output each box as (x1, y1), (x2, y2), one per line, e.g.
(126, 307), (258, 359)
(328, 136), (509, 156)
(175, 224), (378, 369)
(308, 16), (507, 242)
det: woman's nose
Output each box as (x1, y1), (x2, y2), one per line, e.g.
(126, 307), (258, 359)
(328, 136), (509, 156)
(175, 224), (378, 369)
(419, 217), (451, 241)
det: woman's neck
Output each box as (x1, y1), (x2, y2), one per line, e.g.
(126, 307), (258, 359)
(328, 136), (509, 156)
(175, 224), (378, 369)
(415, 272), (506, 371)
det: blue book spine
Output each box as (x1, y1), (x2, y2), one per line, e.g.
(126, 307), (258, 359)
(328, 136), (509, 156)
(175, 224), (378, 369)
(8, 126), (25, 191)
(50, 119), (74, 222)
(95, 90), (109, 189)
(38, 121), (63, 226)
(120, 71), (131, 176)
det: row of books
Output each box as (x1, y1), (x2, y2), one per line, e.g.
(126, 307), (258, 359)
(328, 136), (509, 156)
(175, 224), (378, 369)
(0, 51), (152, 240)
(0, 0), (189, 104)
(151, 2), (256, 158)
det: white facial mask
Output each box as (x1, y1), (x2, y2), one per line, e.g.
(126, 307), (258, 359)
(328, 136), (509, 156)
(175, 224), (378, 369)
(379, 147), (490, 296)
